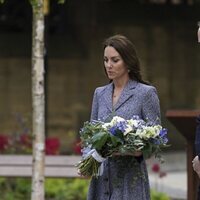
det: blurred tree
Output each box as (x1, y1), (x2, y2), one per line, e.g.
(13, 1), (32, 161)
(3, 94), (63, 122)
(30, 0), (45, 199)
(0, 0), (64, 200)
(29, 1), (64, 199)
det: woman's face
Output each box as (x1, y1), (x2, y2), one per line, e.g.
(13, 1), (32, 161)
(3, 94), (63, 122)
(104, 46), (129, 81)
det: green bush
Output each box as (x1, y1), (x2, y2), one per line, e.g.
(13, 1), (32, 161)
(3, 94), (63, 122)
(0, 178), (89, 200)
(0, 178), (31, 200)
(45, 178), (89, 200)
(151, 189), (170, 200)
(0, 178), (170, 200)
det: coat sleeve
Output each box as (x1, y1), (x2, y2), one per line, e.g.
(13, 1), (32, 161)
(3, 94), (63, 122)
(82, 88), (99, 158)
(142, 87), (161, 125)
(90, 88), (98, 121)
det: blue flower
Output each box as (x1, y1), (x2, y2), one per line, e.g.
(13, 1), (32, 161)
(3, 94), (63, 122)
(151, 133), (168, 145)
(162, 137), (168, 144)
(150, 128), (168, 145)
(151, 138), (161, 145)
(109, 121), (127, 136)
(109, 126), (118, 135)
(159, 128), (168, 138)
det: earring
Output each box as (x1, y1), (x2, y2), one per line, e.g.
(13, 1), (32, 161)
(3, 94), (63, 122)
(128, 69), (130, 73)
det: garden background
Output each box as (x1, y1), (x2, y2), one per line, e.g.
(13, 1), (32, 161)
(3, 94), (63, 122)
(0, 0), (200, 199)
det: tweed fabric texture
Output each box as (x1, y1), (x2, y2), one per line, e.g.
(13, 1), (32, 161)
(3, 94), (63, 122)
(87, 80), (161, 200)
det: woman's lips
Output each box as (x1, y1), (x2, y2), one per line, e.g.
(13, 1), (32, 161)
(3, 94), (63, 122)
(107, 71), (114, 75)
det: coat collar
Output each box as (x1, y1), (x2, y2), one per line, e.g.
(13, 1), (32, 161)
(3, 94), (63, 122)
(102, 80), (138, 112)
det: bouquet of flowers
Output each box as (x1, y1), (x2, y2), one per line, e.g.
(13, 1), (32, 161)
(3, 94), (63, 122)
(77, 116), (169, 178)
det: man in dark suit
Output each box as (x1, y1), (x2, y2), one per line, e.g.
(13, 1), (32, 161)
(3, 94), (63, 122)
(193, 24), (200, 199)
(193, 115), (200, 172)
(192, 115), (200, 199)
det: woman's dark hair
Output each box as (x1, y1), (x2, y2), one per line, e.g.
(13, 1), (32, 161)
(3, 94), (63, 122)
(103, 34), (149, 85)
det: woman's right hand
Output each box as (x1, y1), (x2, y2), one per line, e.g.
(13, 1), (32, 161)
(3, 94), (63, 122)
(112, 151), (142, 157)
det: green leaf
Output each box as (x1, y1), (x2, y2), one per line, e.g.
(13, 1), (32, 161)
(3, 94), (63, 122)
(110, 135), (119, 146)
(0, 0), (5, 3)
(142, 143), (153, 159)
(91, 132), (108, 150)
(110, 134), (123, 147)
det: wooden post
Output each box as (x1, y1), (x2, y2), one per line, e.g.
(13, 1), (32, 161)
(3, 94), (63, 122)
(166, 110), (200, 200)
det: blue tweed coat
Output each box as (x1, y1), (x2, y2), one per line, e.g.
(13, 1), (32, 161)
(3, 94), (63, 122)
(87, 80), (161, 200)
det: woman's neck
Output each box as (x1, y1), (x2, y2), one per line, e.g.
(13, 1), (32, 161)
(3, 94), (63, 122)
(112, 77), (130, 106)
(113, 77), (130, 90)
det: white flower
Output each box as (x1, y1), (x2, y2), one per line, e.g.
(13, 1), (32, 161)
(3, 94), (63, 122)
(123, 124), (133, 136)
(110, 116), (125, 125)
(128, 119), (139, 128)
(102, 122), (110, 130)
(136, 128), (147, 139)
(136, 125), (162, 140)
(145, 127), (157, 138)
(154, 125), (162, 134)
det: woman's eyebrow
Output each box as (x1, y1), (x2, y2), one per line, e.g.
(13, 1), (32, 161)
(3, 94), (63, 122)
(104, 55), (120, 59)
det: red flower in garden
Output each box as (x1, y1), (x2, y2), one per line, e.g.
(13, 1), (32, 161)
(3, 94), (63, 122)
(151, 163), (167, 178)
(20, 133), (32, 148)
(0, 134), (9, 151)
(45, 137), (60, 155)
(152, 163), (160, 173)
(73, 139), (81, 155)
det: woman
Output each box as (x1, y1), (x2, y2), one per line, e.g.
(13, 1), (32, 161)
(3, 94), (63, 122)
(87, 35), (161, 200)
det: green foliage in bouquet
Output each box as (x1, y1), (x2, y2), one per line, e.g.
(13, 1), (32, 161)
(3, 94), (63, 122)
(77, 118), (130, 177)
(77, 123), (117, 177)
(77, 116), (169, 178)
(81, 121), (123, 154)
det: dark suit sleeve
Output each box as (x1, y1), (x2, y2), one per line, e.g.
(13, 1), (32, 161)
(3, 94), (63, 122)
(195, 115), (200, 156)
(142, 87), (161, 125)
(90, 88), (98, 121)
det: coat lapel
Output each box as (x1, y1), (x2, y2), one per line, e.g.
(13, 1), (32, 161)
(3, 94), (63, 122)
(114, 80), (138, 111)
(102, 80), (138, 112)
(102, 82), (113, 112)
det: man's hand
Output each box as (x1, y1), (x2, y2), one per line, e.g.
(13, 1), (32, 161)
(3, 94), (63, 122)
(192, 156), (200, 178)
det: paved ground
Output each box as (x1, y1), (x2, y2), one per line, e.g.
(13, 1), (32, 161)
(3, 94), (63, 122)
(147, 151), (187, 200)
